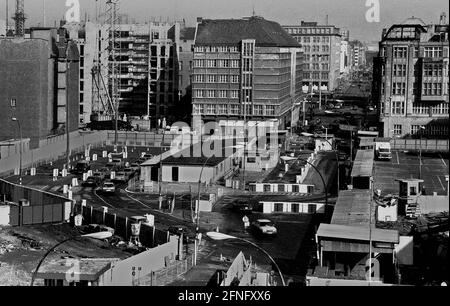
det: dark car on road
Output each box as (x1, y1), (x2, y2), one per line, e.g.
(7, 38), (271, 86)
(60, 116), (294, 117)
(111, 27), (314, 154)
(82, 176), (101, 187)
(231, 200), (253, 214)
(168, 225), (195, 244)
(73, 161), (90, 175)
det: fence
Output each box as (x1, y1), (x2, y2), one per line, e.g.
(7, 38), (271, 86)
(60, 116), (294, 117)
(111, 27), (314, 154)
(133, 255), (194, 286)
(0, 178), (72, 226)
(391, 139), (449, 152)
(73, 203), (169, 248)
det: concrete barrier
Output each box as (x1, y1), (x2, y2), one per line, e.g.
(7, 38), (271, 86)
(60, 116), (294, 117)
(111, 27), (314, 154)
(63, 185), (69, 194)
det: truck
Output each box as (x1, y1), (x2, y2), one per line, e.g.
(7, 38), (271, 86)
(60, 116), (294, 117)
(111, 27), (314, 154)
(375, 138), (392, 161)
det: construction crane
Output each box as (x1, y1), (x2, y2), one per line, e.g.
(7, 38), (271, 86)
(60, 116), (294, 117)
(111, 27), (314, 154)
(12, 0), (26, 37)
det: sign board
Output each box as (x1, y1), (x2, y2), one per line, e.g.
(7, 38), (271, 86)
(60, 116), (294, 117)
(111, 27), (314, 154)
(10, 98), (17, 108)
(74, 214), (83, 226)
(131, 223), (141, 236)
(339, 124), (359, 132)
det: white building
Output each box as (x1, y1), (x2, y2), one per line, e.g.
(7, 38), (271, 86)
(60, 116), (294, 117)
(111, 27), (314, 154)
(0, 19), (6, 37)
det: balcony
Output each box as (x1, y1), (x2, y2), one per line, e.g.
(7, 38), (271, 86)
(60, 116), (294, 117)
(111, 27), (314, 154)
(421, 95), (449, 103)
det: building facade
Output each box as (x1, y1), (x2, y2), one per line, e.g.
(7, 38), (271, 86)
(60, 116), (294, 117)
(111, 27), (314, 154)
(373, 15), (449, 138)
(0, 27), (79, 148)
(349, 40), (367, 69)
(65, 22), (109, 126)
(192, 16), (303, 132)
(283, 21), (341, 93)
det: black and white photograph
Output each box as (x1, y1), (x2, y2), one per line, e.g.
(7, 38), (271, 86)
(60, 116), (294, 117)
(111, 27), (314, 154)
(0, 0), (448, 291)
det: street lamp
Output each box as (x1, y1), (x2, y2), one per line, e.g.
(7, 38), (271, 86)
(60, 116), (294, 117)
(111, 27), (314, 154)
(206, 231), (286, 286)
(194, 145), (244, 265)
(11, 118), (23, 186)
(302, 132), (340, 194)
(30, 231), (113, 286)
(419, 126), (426, 180)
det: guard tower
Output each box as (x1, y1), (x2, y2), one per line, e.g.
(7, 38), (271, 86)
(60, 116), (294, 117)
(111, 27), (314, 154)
(396, 179), (424, 218)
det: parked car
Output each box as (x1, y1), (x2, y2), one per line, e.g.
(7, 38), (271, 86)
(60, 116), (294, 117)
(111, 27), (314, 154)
(100, 181), (116, 195)
(82, 176), (101, 187)
(92, 171), (106, 181)
(168, 225), (195, 244)
(232, 200), (253, 213)
(111, 158), (123, 168)
(252, 219), (277, 236)
(113, 171), (128, 183)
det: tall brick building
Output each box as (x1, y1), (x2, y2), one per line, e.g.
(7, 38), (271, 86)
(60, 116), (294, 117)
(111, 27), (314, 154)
(192, 16), (303, 132)
(0, 27), (79, 148)
(373, 15), (449, 138)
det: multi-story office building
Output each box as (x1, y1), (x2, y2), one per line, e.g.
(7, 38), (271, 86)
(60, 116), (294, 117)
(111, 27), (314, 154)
(349, 40), (367, 69)
(0, 27), (79, 148)
(67, 21), (194, 127)
(283, 21), (341, 93)
(340, 30), (350, 74)
(0, 19), (6, 37)
(373, 14), (449, 138)
(192, 16), (303, 132)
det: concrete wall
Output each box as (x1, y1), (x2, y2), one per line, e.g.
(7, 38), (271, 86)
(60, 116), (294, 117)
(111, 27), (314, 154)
(0, 131), (107, 175)
(99, 237), (179, 286)
(0, 204), (10, 225)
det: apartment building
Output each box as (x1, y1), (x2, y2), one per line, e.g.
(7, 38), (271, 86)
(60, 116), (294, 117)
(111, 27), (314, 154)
(283, 21), (341, 93)
(192, 16), (303, 132)
(373, 14), (449, 138)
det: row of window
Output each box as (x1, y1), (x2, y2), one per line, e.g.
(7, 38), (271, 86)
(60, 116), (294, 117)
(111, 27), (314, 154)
(194, 46), (240, 53)
(301, 45), (331, 53)
(303, 72), (329, 79)
(304, 63), (330, 70)
(422, 83), (443, 96)
(285, 27), (334, 36)
(389, 46), (445, 58)
(423, 64), (444, 77)
(193, 59), (240, 68)
(193, 104), (276, 116)
(304, 54), (330, 62)
(390, 102), (450, 115)
(194, 90), (240, 99)
(394, 124), (448, 136)
(193, 74), (240, 83)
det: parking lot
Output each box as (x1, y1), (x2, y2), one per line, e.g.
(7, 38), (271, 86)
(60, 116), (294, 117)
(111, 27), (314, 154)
(374, 151), (449, 196)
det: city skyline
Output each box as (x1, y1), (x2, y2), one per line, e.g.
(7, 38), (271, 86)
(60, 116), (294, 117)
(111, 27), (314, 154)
(0, 0), (448, 42)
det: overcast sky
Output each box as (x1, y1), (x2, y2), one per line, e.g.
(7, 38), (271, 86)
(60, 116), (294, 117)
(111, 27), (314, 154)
(1, 0), (449, 42)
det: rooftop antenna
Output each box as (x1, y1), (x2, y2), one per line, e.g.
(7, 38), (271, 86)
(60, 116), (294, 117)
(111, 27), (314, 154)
(6, 0), (9, 31)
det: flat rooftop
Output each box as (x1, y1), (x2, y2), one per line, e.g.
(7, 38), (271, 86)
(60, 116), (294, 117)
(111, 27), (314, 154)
(351, 149), (374, 178)
(35, 258), (120, 281)
(317, 224), (399, 244)
(331, 190), (375, 227)
(374, 151), (449, 196)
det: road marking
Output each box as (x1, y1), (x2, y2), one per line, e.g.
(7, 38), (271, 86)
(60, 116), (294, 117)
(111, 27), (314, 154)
(93, 190), (115, 208)
(437, 176), (445, 191)
(125, 193), (153, 209)
(439, 154), (447, 167)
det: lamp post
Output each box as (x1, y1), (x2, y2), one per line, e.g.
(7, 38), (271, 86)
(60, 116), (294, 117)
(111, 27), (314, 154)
(11, 118), (23, 186)
(206, 231), (286, 286)
(158, 119), (167, 210)
(302, 132), (339, 194)
(30, 232), (113, 286)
